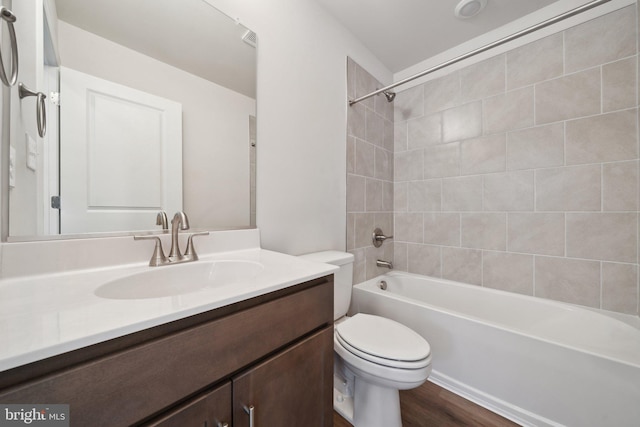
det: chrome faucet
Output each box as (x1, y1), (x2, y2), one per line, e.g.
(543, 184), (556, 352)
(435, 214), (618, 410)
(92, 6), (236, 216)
(156, 211), (169, 230)
(169, 211), (190, 262)
(376, 259), (394, 269)
(135, 211), (209, 266)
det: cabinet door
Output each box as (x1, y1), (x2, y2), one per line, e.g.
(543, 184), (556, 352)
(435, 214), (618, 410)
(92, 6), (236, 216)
(233, 327), (333, 427)
(144, 381), (231, 427)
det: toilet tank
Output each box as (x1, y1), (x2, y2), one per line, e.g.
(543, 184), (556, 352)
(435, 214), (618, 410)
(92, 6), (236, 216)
(299, 251), (354, 321)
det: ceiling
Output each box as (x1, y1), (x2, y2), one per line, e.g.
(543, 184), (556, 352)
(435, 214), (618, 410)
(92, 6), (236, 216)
(314, 0), (561, 73)
(55, 0), (257, 98)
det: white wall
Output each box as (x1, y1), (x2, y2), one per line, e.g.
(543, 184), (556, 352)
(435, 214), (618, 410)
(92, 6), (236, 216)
(207, 0), (392, 255)
(393, 0), (635, 90)
(8, 0), (44, 236)
(0, 0), (10, 241)
(57, 21), (256, 229)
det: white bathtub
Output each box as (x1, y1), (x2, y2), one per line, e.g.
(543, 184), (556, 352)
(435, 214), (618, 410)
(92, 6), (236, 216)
(351, 271), (640, 427)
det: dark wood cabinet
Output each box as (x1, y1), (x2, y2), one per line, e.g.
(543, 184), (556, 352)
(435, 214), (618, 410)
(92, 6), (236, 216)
(145, 381), (232, 427)
(233, 327), (333, 427)
(143, 327), (333, 427)
(0, 276), (334, 427)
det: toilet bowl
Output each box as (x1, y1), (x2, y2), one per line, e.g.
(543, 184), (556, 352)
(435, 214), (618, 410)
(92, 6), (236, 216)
(334, 313), (431, 427)
(300, 251), (432, 427)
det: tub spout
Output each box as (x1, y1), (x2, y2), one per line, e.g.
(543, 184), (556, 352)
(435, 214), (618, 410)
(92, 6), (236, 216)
(376, 259), (393, 269)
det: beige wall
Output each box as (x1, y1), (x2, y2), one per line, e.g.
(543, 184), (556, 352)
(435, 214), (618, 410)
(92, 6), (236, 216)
(348, 5), (640, 316)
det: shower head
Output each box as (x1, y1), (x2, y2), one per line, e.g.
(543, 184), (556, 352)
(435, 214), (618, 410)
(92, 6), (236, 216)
(383, 90), (396, 102)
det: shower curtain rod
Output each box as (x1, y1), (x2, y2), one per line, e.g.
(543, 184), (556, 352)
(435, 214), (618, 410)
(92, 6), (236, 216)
(349, 0), (612, 106)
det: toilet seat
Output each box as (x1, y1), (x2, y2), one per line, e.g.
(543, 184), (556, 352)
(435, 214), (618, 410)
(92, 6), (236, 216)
(335, 313), (431, 369)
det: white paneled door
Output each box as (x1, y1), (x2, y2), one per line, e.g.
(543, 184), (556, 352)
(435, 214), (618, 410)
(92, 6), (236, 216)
(60, 67), (183, 233)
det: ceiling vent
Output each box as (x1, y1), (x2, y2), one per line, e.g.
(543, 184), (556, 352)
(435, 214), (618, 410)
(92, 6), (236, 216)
(454, 0), (487, 19)
(242, 30), (257, 48)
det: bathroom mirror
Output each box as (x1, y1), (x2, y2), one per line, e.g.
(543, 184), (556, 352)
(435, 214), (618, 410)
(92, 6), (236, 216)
(6, 0), (257, 239)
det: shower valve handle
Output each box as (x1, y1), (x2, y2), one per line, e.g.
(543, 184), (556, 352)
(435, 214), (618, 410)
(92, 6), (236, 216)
(372, 228), (393, 247)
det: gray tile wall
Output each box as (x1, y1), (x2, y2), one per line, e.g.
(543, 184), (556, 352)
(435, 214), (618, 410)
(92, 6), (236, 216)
(346, 58), (395, 283)
(347, 5), (639, 316)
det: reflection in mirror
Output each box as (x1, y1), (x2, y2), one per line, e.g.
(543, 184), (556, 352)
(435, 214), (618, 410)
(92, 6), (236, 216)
(7, 0), (257, 239)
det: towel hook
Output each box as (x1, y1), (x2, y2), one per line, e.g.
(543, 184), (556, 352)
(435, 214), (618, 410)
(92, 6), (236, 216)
(0, 6), (18, 87)
(18, 83), (47, 138)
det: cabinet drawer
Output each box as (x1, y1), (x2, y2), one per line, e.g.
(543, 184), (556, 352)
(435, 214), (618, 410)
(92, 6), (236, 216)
(0, 278), (333, 426)
(144, 381), (231, 427)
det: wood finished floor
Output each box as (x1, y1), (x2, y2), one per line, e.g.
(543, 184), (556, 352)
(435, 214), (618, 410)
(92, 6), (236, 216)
(333, 380), (519, 427)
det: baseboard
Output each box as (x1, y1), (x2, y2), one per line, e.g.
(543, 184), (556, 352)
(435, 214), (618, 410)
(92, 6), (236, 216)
(428, 370), (563, 427)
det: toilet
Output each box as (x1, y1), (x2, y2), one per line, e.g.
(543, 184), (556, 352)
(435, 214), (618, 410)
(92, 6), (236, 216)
(300, 251), (432, 427)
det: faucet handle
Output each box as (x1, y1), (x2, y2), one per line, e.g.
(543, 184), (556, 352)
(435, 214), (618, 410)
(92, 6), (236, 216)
(184, 232), (209, 261)
(372, 227), (394, 248)
(134, 235), (168, 266)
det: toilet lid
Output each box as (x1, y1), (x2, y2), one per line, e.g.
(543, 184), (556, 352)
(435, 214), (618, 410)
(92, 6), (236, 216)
(335, 313), (431, 363)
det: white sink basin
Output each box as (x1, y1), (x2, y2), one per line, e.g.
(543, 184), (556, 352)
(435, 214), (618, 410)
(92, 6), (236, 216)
(94, 260), (264, 299)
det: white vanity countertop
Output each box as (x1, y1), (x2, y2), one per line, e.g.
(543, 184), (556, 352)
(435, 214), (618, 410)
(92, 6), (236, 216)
(0, 248), (337, 373)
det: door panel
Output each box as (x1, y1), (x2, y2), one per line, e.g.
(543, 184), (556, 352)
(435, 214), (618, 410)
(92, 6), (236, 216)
(59, 66), (182, 233)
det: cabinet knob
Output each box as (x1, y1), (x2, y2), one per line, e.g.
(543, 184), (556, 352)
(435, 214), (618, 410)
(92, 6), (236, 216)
(243, 405), (255, 427)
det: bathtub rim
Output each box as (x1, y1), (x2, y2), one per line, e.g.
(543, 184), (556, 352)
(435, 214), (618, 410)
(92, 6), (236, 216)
(353, 271), (640, 369)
